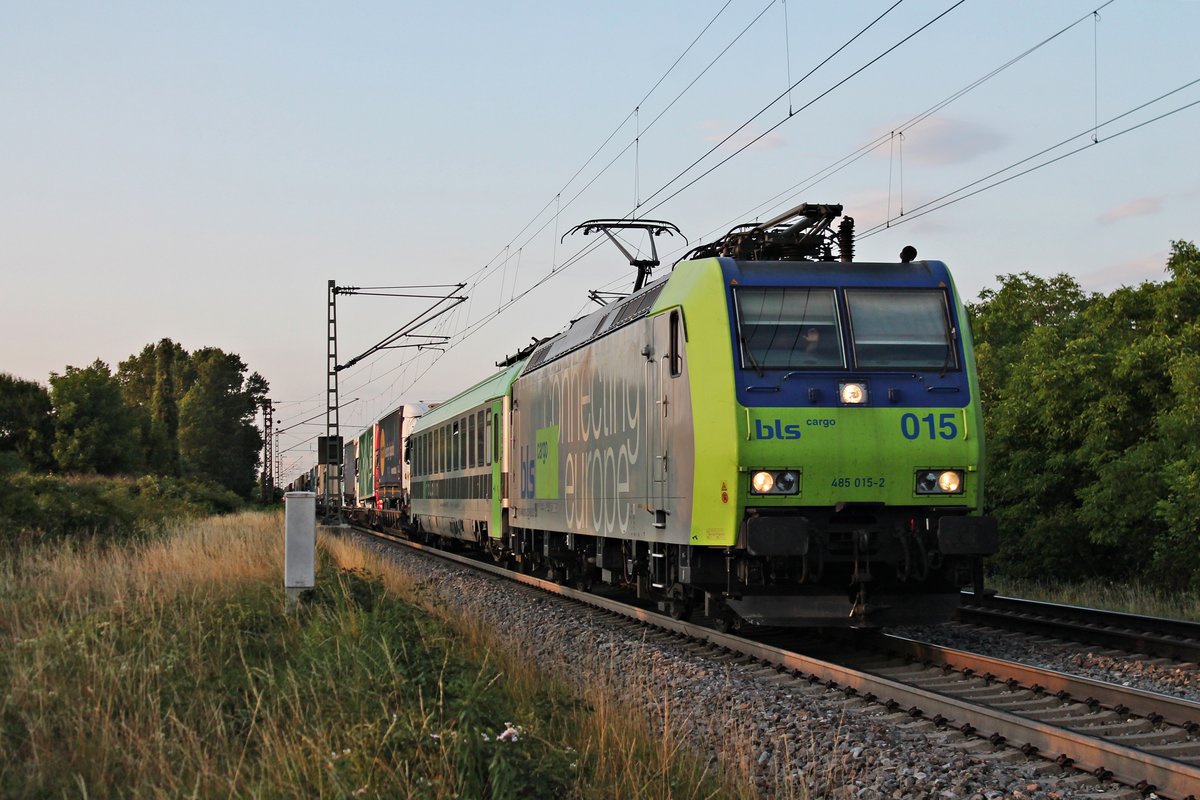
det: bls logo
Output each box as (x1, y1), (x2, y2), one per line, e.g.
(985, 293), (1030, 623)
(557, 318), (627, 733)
(755, 419), (801, 440)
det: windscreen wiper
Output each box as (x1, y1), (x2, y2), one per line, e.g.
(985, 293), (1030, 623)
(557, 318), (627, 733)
(939, 326), (956, 378)
(741, 336), (765, 377)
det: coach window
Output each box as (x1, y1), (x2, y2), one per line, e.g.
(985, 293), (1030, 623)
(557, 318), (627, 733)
(485, 413), (492, 465)
(458, 417), (467, 469)
(669, 310), (683, 377)
(468, 414), (476, 468)
(476, 410), (485, 467)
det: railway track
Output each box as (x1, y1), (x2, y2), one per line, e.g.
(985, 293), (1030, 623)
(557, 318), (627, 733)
(342, 523), (1200, 799)
(958, 593), (1200, 665)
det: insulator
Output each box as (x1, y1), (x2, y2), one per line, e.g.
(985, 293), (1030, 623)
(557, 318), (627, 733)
(838, 216), (855, 261)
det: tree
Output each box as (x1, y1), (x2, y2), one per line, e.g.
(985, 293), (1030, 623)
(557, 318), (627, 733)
(49, 360), (138, 474)
(0, 373), (54, 471)
(118, 339), (193, 475)
(968, 273), (1103, 580)
(177, 348), (268, 497)
(1074, 241), (1200, 586)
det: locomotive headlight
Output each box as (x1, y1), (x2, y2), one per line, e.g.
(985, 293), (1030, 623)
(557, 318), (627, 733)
(937, 470), (962, 493)
(916, 469), (964, 494)
(840, 382), (867, 404)
(750, 470), (800, 495)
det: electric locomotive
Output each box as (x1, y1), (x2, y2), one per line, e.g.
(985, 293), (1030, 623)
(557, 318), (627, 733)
(407, 204), (996, 627)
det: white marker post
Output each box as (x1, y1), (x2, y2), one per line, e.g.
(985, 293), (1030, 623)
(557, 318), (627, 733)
(284, 491), (316, 606)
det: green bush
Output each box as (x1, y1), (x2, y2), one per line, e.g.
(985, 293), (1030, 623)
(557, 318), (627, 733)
(0, 472), (245, 545)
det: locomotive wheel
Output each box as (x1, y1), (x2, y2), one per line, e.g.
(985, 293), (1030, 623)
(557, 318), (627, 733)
(706, 598), (741, 633)
(664, 598), (690, 620)
(665, 584), (692, 620)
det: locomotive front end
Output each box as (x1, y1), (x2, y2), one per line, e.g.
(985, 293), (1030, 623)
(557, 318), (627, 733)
(669, 205), (997, 627)
(719, 260), (996, 625)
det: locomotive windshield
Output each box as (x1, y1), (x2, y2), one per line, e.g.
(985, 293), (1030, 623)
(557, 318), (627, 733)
(734, 286), (958, 371)
(734, 287), (845, 369)
(845, 289), (957, 370)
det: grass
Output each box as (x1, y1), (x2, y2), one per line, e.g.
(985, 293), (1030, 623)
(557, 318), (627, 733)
(989, 576), (1200, 622)
(0, 512), (758, 799)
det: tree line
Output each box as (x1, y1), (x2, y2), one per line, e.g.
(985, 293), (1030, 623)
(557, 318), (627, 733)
(969, 240), (1200, 590)
(1, 339), (267, 498)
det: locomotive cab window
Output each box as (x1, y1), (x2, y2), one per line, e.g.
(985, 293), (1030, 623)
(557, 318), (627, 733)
(845, 289), (957, 370)
(734, 287), (844, 369)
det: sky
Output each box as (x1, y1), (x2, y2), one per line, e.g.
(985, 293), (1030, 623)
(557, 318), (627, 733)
(3, 0), (1198, 482)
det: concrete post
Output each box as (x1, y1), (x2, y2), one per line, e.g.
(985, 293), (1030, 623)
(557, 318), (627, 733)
(284, 491), (316, 605)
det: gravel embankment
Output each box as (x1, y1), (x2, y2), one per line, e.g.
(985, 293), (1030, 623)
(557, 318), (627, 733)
(358, 536), (1167, 799)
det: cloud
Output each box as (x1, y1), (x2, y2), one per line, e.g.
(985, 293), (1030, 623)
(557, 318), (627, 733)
(1080, 251), (1168, 292)
(876, 117), (1008, 167)
(1097, 196), (1164, 224)
(699, 120), (786, 152)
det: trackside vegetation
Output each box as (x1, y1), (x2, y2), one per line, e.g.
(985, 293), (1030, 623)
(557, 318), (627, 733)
(0, 471), (244, 545)
(0, 338), (267, 498)
(0, 513), (746, 799)
(969, 240), (1200, 592)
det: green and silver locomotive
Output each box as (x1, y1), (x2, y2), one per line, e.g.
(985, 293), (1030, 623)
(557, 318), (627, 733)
(409, 204), (996, 627)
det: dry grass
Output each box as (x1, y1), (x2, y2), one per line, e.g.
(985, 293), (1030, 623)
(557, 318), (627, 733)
(0, 512), (284, 797)
(990, 576), (1200, 621)
(0, 513), (759, 799)
(4, 511), (279, 613)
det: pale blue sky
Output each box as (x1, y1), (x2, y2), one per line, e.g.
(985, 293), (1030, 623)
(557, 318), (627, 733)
(3, 1), (1197, 481)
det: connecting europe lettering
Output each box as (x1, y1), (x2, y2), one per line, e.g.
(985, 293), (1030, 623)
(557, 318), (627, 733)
(519, 357), (644, 536)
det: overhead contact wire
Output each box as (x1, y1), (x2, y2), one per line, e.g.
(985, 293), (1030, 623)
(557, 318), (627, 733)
(859, 76), (1200, 237)
(640, 0), (966, 218)
(661, 0), (1117, 259)
(635, 0), (913, 214)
